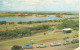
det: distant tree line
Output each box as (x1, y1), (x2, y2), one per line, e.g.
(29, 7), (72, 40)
(17, 20), (60, 24)
(0, 20), (61, 25)
(0, 12), (78, 17)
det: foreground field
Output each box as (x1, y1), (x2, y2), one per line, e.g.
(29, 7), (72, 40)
(0, 30), (78, 50)
(0, 37), (79, 50)
(0, 17), (79, 50)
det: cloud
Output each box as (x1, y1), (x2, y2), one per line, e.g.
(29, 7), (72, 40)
(24, 0), (40, 4)
(3, 1), (10, 6)
(23, 0), (59, 6)
(76, 5), (79, 10)
(64, 0), (79, 4)
(0, 0), (79, 11)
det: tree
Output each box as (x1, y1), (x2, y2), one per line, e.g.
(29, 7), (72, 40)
(57, 19), (79, 30)
(0, 21), (7, 25)
(18, 22), (23, 24)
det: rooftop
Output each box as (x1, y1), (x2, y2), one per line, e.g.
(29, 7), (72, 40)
(62, 28), (72, 30)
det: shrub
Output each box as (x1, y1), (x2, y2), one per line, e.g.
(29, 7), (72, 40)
(27, 21), (33, 24)
(63, 37), (69, 40)
(0, 21), (7, 25)
(9, 22), (14, 24)
(18, 34), (23, 38)
(18, 22), (23, 24)
(11, 45), (23, 50)
(71, 39), (79, 44)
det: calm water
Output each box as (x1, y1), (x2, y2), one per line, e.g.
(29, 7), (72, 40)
(0, 15), (78, 22)
(0, 16), (60, 22)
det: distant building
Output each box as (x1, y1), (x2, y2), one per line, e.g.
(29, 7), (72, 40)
(62, 28), (72, 33)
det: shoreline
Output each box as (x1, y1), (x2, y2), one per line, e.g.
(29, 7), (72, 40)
(0, 14), (78, 18)
(0, 17), (78, 22)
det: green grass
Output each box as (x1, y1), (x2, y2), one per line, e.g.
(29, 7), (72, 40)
(0, 33), (78, 47)
(68, 44), (79, 48)
(32, 30), (52, 36)
(32, 22), (62, 26)
(0, 22), (61, 30)
(0, 24), (16, 30)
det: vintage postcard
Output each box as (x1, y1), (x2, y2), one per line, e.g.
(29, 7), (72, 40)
(0, 0), (79, 50)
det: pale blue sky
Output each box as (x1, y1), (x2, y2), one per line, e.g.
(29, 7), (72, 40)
(0, 0), (79, 12)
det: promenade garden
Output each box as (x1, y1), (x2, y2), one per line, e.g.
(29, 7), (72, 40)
(0, 16), (79, 50)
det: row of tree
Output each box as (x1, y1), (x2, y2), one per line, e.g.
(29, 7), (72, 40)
(0, 21), (7, 25)
(56, 19), (79, 30)
(18, 20), (60, 24)
(0, 25), (52, 40)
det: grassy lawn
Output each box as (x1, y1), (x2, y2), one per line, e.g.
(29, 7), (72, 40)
(68, 44), (79, 49)
(0, 32), (78, 47)
(0, 18), (78, 48)
(32, 22), (62, 26)
(0, 22), (61, 30)
(0, 24), (16, 30)
(32, 30), (52, 36)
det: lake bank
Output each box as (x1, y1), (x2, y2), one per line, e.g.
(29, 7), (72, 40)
(0, 15), (79, 22)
